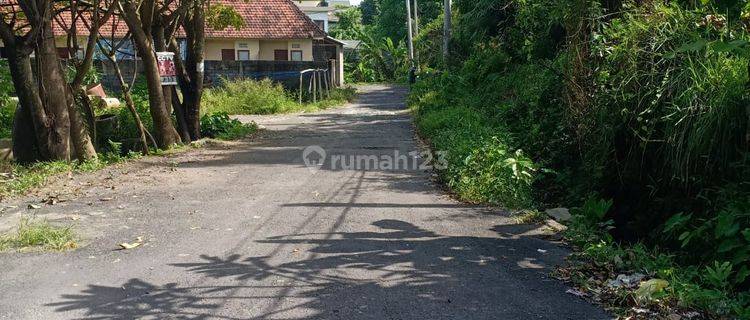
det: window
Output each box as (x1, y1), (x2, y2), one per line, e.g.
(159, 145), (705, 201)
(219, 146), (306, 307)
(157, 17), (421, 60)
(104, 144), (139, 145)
(221, 49), (235, 61)
(274, 50), (288, 61)
(291, 50), (303, 61)
(291, 43), (301, 49)
(237, 50), (250, 61)
(237, 42), (249, 49)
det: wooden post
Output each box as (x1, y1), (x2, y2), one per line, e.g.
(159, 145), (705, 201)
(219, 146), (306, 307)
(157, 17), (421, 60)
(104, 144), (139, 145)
(317, 70), (324, 101)
(324, 70), (330, 98)
(414, 0), (419, 69)
(312, 72), (317, 103)
(299, 72), (304, 104)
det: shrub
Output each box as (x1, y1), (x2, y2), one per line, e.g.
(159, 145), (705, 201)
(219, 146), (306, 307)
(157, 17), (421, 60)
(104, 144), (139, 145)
(0, 103), (13, 140)
(408, 0), (750, 316)
(0, 60), (14, 139)
(202, 78), (356, 115)
(200, 112), (257, 140)
(202, 78), (297, 115)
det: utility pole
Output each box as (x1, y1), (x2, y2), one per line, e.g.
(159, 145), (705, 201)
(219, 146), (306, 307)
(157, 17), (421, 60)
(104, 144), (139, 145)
(413, 0), (420, 69)
(406, 0), (415, 65)
(443, 0), (451, 64)
(413, 0), (419, 36)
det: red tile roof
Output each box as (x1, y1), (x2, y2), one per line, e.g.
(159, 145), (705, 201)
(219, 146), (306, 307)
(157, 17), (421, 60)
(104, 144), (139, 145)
(209, 0), (326, 39)
(51, 0), (326, 40)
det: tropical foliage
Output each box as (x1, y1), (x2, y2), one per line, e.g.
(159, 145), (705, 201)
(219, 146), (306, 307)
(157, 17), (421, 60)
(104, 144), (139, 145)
(405, 0), (750, 317)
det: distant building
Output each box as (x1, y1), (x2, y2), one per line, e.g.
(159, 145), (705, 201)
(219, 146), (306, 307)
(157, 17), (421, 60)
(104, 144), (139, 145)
(293, 0), (352, 33)
(0, 0), (346, 85)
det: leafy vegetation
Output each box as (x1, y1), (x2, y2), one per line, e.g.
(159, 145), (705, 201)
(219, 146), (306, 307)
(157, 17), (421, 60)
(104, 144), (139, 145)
(201, 78), (356, 115)
(337, 0), (443, 82)
(405, 0), (750, 317)
(0, 61), (14, 140)
(200, 112), (257, 140)
(0, 218), (77, 252)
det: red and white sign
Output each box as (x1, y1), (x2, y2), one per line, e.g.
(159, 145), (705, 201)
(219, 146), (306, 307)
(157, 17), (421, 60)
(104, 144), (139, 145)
(157, 52), (177, 85)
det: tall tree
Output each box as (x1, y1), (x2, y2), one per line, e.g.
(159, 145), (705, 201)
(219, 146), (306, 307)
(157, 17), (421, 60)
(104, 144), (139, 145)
(170, 1), (242, 141)
(359, 0), (379, 25)
(0, 0), (92, 162)
(60, 0), (116, 160)
(0, 0), (112, 162)
(118, 0), (182, 148)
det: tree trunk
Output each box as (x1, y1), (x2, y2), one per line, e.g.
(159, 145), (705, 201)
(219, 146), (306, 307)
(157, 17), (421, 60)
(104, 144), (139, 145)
(68, 90), (98, 160)
(6, 47), (52, 162)
(137, 42), (181, 148)
(120, 0), (181, 148)
(35, 23), (73, 160)
(11, 97), (42, 163)
(182, 3), (205, 140)
(171, 89), (192, 142)
(111, 57), (153, 154)
(153, 17), (192, 143)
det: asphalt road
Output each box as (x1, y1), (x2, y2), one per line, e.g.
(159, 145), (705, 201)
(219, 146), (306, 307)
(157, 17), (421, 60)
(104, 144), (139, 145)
(0, 84), (609, 319)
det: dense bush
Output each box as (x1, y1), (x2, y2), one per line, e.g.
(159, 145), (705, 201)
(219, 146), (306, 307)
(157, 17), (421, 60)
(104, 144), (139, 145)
(202, 78), (297, 115)
(200, 112), (257, 140)
(409, 0), (750, 316)
(202, 78), (356, 115)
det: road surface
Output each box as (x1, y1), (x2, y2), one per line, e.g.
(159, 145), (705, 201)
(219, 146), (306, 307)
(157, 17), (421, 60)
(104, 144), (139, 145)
(0, 84), (608, 319)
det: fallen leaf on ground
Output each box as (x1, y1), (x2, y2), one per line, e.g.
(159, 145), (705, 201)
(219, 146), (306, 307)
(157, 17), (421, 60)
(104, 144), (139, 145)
(27, 204), (41, 209)
(118, 236), (144, 250)
(119, 242), (141, 250)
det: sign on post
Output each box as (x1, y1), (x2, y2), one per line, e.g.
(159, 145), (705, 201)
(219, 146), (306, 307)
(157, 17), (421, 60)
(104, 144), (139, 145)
(157, 52), (177, 85)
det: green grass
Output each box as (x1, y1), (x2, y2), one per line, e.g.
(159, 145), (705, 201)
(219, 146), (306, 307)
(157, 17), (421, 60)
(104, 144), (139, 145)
(0, 218), (77, 252)
(511, 209), (546, 224)
(200, 112), (258, 140)
(214, 122), (257, 140)
(202, 78), (356, 115)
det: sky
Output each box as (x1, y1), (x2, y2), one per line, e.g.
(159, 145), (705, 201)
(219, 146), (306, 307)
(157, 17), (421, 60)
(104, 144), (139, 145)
(349, 0), (362, 5)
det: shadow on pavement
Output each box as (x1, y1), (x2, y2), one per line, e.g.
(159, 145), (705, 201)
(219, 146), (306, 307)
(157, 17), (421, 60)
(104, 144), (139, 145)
(47, 220), (608, 319)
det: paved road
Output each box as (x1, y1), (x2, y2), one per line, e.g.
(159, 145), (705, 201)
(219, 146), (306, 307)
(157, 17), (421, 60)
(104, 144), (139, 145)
(0, 85), (608, 319)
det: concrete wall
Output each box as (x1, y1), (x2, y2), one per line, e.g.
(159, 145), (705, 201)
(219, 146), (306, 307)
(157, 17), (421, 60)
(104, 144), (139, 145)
(235, 40), (260, 60)
(258, 40), (288, 61)
(204, 39), (236, 60)
(286, 40), (314, 61)
(96, 60), (331, 92)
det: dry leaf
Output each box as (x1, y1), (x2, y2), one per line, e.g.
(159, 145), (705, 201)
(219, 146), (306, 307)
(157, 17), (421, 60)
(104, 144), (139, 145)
(119, 242), (141, 250)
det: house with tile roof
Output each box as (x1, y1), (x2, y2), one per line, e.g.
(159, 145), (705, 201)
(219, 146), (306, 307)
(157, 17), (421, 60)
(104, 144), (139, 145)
(292, 0), (351, 33)
(1, 0), (345, 85)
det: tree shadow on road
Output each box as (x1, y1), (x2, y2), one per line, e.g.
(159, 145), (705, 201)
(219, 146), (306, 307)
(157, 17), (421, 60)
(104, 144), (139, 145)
(46, 220), (608, 319)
